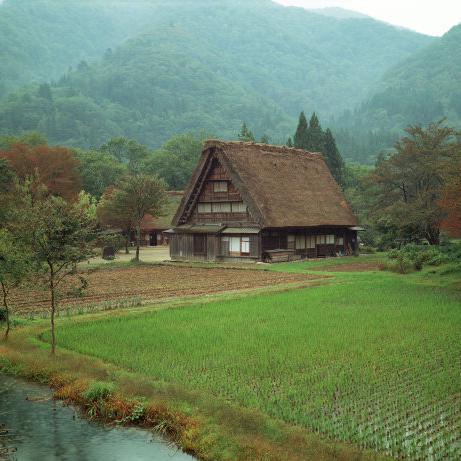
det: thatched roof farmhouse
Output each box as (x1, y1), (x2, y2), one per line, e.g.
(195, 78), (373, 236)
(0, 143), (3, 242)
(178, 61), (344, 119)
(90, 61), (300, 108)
(168, 140), (359, 262)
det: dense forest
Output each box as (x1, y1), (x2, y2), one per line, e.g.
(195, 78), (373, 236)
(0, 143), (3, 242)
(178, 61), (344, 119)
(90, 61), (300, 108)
(333, 24), (461, 162)
(0, 0), (444, 162)
(0, 0), (161, 98)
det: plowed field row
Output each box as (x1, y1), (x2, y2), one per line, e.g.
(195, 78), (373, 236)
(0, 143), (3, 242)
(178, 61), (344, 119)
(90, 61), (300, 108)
(11, 265), (318, 315)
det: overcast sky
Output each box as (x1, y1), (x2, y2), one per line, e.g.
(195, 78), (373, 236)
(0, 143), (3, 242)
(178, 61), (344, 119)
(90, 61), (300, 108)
(274, 0), (461, 36)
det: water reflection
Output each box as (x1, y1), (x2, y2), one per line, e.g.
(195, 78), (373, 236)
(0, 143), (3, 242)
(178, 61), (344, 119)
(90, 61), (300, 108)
(0, 374), (195, 461)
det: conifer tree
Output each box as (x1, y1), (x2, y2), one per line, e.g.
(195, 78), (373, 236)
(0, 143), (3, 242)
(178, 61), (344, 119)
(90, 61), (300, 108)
(306, 112), (325, 152)
(324, 128), (344, 186)
(238, 122), (255, 142)
(260, 134), (269, 144)
(294, 112), (308, 149)
(286, 137), (293, 148)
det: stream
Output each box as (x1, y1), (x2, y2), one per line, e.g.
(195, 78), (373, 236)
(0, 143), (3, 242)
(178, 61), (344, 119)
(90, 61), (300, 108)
(0, 374), (195, 461)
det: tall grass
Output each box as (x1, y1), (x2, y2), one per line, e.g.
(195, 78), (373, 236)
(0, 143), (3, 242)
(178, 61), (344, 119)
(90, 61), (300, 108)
(53, 271), (461, 461)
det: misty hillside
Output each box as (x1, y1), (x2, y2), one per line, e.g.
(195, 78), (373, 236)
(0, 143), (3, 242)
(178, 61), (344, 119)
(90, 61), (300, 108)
(352, 24), (461, 129)
(334, 24), (461, 162)
(0, 0), (433, 150)
(0, 0), (160, 98)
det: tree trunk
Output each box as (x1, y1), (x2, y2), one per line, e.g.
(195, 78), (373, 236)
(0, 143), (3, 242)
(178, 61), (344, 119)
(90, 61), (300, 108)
(426, 226), (440, 245)
(1, 283), (10, 341)
(125, 234), (130, 254)
(135, 225), (141, 262)
(49, 267), (56, 355)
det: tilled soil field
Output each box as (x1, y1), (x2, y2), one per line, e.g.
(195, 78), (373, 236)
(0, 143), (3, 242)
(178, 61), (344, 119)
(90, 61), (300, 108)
(11, 265), (319, 315)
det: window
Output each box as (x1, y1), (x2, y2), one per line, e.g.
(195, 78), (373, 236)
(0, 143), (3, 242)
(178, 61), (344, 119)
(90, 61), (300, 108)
(316, 235), (326, 245)
(326, 235), (335, 244)
(306, 236), (316, 249)
(228, 236), (250, 256)
(212, 202), (231, 213)
(198, 203), (212, 213)
(231, 202), (247, 213)
(199, 202), (247, 213)
(295, 235), (306, 249)
(241, 236), (250, 255)
(230, 237), (240, 253)
(213, 181), (228, 192)
(337, 237), (344, 245)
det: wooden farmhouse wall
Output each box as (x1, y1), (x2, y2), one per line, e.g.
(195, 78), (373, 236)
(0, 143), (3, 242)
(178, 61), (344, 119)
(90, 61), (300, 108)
(187, 159), (257, 226)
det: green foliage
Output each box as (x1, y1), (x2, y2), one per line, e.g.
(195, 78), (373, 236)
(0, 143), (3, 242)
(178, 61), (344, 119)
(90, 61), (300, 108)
(366, 121), (460, 245)
(117, 400), (146, 424)
(0, 0), (160, 99)
(99, 137), (150, 175)
(293, 111), (308, 149)
(0, 159), (14, 204)
(260, 134), (270, 144)
(306, 112), (324, 152)
(144, 132), (206, 190)
(334, 25), (461, 163)
(75, 149), (127, 199)
(82, 381), (115, 402)
(323, 128), (344, 186)
(294, 112), (345, 185)
(101, 174), (168, 261)
(0, 229), (32, 287)
(238, 122), (255, 142)
(22, 195), (97, 269)
(0, 132), (47, 150)
(98, 232), (126, 254)
(0, 0), (433, 150)
(13, 187), (98, 352)
(56, 271), (460, 461)
(0, 227), (33, 338)
(387, 243), (457, 273)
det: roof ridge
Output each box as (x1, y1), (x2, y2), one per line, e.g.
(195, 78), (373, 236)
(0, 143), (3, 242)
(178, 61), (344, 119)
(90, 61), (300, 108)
(204, 139), (323, 158)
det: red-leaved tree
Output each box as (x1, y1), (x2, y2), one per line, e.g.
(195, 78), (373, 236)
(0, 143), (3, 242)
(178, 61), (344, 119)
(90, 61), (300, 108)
(0, 143), (81, 201)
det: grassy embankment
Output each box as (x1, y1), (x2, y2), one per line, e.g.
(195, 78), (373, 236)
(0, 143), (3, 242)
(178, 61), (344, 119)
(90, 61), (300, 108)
(1, 255), (460, 461)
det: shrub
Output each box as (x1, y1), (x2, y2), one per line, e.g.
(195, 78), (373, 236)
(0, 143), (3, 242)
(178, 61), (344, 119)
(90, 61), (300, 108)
(387, 244), (452, 273)
(82, 381), (115, 402)
(439, 241), (461, 262)
(359, 245), (376, 254)
(439, 262), (461, 275)
(387, 256), (414, 274)
(0, 308), (7, 322)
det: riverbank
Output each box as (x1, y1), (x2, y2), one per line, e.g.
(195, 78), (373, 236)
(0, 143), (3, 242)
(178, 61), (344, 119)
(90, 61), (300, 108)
(1, 257), (460, 460)
(0, 374), (194, 461)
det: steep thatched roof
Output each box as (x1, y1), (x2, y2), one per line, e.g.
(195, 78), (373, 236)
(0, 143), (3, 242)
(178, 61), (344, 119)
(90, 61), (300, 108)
(173, 141), (357, 228)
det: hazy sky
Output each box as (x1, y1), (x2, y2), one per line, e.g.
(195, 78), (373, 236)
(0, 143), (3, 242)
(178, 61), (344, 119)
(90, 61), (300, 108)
(274, 0), (461, 36)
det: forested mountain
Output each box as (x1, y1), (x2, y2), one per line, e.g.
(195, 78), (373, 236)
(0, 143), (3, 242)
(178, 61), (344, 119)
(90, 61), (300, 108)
(0, 0), (433, 149)
(334, 24), (461, 163)
(0, 0), (158, 98)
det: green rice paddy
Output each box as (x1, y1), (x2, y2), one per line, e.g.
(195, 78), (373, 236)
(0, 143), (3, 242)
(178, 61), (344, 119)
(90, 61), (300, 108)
(54, 267), (461, 460)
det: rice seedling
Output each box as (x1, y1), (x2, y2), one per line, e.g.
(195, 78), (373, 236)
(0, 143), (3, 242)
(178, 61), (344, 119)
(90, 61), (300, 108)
(52, 271), (461, 460)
